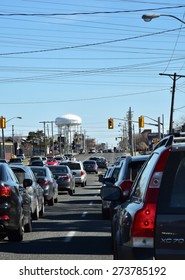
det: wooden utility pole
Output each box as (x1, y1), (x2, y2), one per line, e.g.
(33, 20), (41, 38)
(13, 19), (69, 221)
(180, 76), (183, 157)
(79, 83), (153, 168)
(159, 72), (185, 133)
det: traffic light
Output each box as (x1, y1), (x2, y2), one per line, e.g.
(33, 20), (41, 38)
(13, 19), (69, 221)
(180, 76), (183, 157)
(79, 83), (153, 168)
(108, 118), (114, 129)
(138, 116), (144, 128)
(0, 117), (6, 129)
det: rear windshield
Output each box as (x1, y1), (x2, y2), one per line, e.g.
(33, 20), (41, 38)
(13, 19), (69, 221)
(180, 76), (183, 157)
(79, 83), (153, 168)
(62, 162), (81, 170)
(31, 168), (46, 177)
(84, 161), (95, 164)
(157, 150), (185, 213)
(49, 166), (68, 173)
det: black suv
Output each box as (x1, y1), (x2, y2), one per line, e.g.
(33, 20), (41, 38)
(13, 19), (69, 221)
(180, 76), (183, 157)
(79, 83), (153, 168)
(0, 163), (32, 242)
(101, 133), (185, 259)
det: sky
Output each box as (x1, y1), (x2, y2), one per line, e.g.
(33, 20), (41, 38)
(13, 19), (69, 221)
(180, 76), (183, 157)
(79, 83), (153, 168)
(0, 0), (185, 147)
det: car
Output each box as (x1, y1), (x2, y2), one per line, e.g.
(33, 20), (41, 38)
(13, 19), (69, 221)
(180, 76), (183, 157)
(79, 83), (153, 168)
(30, 166), (58, 205)
(83, 160), (98, 174)
(8, 158), (23, 165)
(100, 164), (122, 219)
(16, 154), (25, 160)
(100, 134), (185, 260)
(64, 154), (76, 161)
(105, 155), (149, 220)
(0, 158), (7, 163)
(96, 157), (109, 169)
(10, 165), (45, 220)
(29, 156), (43, 165)
(60, 161), (87, 187)
(29, 160), (45, 166)
(0, 163), (32, 242)
(54, 155), (66, 164)
(46, 158), (58, 166)
(48, 165), (75, 196)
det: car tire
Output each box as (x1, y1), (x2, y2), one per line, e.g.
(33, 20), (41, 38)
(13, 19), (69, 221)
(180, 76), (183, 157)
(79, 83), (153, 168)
(54, 196), (58, 203)
(24, 215), (32, 233)
(32, 202), (39, 220)
(69, 189), (73, 196)
(81, 182), (85, 187)
(48, 196), (54, 206)
(8, 220), (24, 242)
(39, 201), (45, 217)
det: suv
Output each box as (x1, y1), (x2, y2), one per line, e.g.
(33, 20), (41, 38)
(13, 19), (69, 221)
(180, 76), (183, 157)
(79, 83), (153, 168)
(101, 134), (185, 259)
(60, 161), (87, 187)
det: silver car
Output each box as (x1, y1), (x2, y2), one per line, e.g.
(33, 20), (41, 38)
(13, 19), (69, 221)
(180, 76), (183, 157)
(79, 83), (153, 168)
(60, 161), (87, 187)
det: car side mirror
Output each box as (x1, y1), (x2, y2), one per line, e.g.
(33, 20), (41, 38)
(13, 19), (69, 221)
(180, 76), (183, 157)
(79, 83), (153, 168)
(23, 178), (33, 188)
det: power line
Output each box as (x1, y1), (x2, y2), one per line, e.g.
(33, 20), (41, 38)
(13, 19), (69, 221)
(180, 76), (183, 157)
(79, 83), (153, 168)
(0, 27), (184, 56)
(0, 5), (184, 16)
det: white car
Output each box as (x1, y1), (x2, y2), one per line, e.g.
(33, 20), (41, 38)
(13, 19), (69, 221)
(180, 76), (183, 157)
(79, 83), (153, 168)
(60, 160), (87, 187)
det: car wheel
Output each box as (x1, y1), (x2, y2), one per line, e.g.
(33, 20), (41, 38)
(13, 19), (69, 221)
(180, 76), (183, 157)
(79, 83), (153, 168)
(81, 182), (85, 187)
(32, 202), (39, 220)
(69, 189), (73, 196)
(8, 220), (24, 242)
(39, 201), (45, 217)
(48, 196), (54, 206)
(54, 196), (58, 203)
(24, 214), (32, 233)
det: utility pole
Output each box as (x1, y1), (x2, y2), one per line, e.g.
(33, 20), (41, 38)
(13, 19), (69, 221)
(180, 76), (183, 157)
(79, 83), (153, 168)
(159, 72), (185, 133)
(128, 107), (133, 156)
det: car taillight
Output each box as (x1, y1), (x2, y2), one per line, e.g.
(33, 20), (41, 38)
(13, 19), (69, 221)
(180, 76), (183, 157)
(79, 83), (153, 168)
(81, 170), (85, 176)
(58, 174), (70, 181)
(131, 147), (171, 244)
(132, 203), (156, 238)
(1, 215), (10, 220)
(0, 186), (12, 197)
(39, 179), (49, 187)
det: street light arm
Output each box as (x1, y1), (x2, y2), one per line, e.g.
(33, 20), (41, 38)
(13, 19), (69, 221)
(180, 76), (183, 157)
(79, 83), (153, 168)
(7, 116), (22, 123)
(142, 14), (185, 24)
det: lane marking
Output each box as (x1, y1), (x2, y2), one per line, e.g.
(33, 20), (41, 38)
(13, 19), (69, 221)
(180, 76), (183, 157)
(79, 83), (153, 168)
(64, 231), (76, 242)
(81, 211), (88, 218)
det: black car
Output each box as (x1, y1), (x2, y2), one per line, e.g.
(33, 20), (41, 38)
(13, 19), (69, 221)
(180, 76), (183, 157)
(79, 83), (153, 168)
(0, 163), (32, 242)
(30, 166), (58, 205)
(101, 134), (185, 260)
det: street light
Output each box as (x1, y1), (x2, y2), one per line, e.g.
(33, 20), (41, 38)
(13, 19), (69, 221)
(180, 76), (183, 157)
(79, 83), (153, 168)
(142, 14), (185, 134)
(142, 14), (185, 24)
(7, 116), (22, 123)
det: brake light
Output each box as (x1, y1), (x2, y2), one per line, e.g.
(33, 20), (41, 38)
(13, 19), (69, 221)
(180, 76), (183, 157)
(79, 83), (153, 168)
(132, 203), (156, 238)
(131, 147), (170, 242)
(0, 186), (12, 197)
(1, 215), (10, 220)
(81, 170), (85, 176)
(39, 179), (49, 187)
(61, 174), (70, 181)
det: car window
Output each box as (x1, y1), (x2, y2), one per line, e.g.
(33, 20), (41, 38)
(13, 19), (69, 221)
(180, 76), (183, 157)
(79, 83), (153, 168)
(32, 168), (46, 177)
(49, 166), (68, 173)
(131, 153), (158, 200)
(63, 162), (81, 170)
(157, 151), (185, 213)
(128, 160), (146, 181)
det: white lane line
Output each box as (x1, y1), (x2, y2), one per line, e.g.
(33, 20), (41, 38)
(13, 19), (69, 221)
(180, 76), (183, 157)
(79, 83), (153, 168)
(81, 211), (88, 218)
(89, 201), (93, 206)
(64, 231), (76, 242)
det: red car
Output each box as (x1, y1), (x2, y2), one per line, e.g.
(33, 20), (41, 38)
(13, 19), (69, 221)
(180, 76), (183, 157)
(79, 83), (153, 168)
(46, 158), (58, 166)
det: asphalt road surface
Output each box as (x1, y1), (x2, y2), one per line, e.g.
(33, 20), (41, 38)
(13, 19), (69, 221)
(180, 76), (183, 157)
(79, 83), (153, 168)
(0, 153), (119, 260)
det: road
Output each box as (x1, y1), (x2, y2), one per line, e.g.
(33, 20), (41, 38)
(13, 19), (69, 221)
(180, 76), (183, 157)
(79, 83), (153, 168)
(0, 152), (119, 260)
